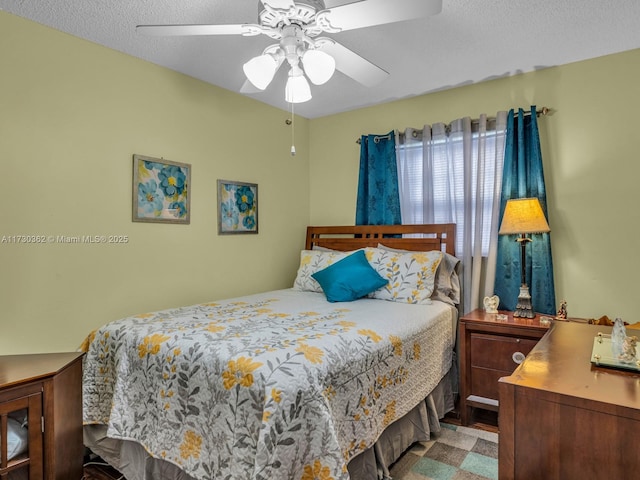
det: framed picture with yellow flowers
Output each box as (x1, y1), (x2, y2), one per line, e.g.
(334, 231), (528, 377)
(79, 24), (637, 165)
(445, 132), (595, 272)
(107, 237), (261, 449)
(132, 154), (191, 224)
(217, 179), (258, 234)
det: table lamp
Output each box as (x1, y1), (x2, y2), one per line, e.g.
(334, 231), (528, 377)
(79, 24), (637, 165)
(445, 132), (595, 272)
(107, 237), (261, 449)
(498, 197), (550, 318)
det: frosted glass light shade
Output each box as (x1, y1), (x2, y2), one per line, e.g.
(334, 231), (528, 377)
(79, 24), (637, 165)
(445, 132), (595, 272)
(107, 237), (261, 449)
(285, 74), (312, 103)
(243, 54), (278, 90)
(499, 198), (550, 234)
(302, 49), (336, 85)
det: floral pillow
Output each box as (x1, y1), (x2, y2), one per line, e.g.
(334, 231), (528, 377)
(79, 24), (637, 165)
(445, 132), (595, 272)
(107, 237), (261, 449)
(378, 243), (461, 306)
(292, 249), (351, 293)
(364, 247), (443, 304)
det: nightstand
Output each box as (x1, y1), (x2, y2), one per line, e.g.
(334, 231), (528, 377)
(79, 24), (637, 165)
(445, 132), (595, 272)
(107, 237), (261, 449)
(458, 309), (550, 426)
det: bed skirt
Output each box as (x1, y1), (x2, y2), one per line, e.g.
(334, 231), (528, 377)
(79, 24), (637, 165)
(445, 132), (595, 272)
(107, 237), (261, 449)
(84, 366), (455, 480)
(347, 366), (455, 480)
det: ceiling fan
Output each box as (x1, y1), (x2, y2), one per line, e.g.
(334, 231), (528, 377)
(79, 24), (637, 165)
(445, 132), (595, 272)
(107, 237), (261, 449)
(137, 0), (443, 103)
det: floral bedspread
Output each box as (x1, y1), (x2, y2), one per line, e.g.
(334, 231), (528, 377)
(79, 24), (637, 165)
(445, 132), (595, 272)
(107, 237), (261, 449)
(82, 289), (454, 480)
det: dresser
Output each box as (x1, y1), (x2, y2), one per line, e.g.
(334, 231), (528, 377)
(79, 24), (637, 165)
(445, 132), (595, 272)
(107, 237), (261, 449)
(458, 309), (550, 426)
(499, 321), (640, 479)
(0, 352), (84, 480)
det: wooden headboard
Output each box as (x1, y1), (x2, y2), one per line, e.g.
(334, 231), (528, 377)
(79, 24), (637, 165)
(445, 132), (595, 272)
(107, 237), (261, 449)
(305, 224), (456, 256)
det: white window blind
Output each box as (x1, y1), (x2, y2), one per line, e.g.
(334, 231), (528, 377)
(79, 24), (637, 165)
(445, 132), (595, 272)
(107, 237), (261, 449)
(396, 120), (506, 257)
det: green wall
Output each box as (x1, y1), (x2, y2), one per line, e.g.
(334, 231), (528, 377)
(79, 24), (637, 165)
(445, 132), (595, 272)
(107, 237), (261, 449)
(0, 12), (310, 354)
(309, 48), (640, 321)
(3, 10), (639, 355)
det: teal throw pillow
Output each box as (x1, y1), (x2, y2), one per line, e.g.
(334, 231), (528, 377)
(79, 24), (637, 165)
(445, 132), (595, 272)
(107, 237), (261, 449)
(311, 250), (388, 302)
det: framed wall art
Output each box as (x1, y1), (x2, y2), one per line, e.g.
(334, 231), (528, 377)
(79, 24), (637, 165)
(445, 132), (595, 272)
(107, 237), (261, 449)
(217, 179), (258, 234)
(132, 154), (191, 224)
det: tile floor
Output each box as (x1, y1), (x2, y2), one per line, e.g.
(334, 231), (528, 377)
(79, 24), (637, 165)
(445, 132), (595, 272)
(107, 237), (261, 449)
(389, 423), (498, 480)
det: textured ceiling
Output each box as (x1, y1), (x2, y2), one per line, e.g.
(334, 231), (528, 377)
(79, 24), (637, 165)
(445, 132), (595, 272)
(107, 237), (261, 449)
(2, 0), (640, 118)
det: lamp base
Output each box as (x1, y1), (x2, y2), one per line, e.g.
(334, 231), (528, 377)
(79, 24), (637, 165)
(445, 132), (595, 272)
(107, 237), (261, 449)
(513, 284), (535, 318)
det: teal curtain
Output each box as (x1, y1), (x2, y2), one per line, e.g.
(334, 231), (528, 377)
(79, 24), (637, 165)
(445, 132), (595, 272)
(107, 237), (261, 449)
(494, 107), (556, 314)
(356, 131), (401, 225)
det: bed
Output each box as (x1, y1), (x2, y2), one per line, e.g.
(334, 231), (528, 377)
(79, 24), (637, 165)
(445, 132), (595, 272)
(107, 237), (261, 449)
(82, 224), (459, 480)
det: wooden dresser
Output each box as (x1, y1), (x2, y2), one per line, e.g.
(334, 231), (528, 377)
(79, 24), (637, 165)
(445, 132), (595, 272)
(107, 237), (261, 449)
(0, 352), (84, 480)
(499, 321), (640, 479)
(458, 309), (550, 426)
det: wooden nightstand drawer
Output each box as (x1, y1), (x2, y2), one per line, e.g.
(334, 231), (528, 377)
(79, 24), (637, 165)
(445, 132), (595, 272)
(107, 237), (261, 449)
(470, 333), (538, 371)
(470, 367), (510, 401)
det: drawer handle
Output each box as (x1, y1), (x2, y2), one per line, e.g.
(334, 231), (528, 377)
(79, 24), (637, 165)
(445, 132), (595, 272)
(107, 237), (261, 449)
(512, 351), (526, 364)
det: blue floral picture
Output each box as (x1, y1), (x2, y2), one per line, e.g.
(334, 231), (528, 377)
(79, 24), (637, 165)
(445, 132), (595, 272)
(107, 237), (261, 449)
(217, 180), (258, 234)
(133, 154), (191, 224)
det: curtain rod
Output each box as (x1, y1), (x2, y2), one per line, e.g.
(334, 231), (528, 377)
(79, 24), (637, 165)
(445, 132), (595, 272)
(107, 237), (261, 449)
(355, 106), (551, 144)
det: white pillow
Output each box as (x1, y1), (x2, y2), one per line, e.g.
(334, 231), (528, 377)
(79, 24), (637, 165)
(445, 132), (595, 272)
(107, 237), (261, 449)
(365, 247), (443, 304)
(311, 245), (336, 252)
(1, 417), (28, 462)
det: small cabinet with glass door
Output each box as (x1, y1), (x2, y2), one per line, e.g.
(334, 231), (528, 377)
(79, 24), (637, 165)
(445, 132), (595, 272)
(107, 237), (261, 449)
(0, 352), (84, 480)
(1, 383), (43, 479)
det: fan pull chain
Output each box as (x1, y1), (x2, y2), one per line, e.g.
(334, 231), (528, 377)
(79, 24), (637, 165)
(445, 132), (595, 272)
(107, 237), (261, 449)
(290, 102), (296, 156)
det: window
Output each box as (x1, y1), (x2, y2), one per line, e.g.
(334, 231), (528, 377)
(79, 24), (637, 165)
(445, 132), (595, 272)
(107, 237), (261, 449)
(396, 120), (506, 256)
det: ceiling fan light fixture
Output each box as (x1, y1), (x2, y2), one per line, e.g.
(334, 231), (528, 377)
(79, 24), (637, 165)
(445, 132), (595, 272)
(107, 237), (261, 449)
(301, 49), (335, 85)
(285, 69), (312, 103)
(138, 0), (445, 106)
(243, 53), (278, 90)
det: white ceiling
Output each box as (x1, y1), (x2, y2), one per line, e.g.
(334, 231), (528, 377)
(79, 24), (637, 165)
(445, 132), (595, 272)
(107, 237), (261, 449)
(2, 0), (640, 119)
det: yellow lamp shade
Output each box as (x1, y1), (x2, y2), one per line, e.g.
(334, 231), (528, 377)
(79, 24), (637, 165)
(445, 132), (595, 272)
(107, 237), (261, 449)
(499, 198), (550, 235)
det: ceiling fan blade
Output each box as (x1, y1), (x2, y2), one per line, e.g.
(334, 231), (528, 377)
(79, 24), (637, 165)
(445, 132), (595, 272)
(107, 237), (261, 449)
(317, 40), (388, 87)
(261, 0), (296, 10)
(317, 0), (442, 33)
(136, 24), (257, 36)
